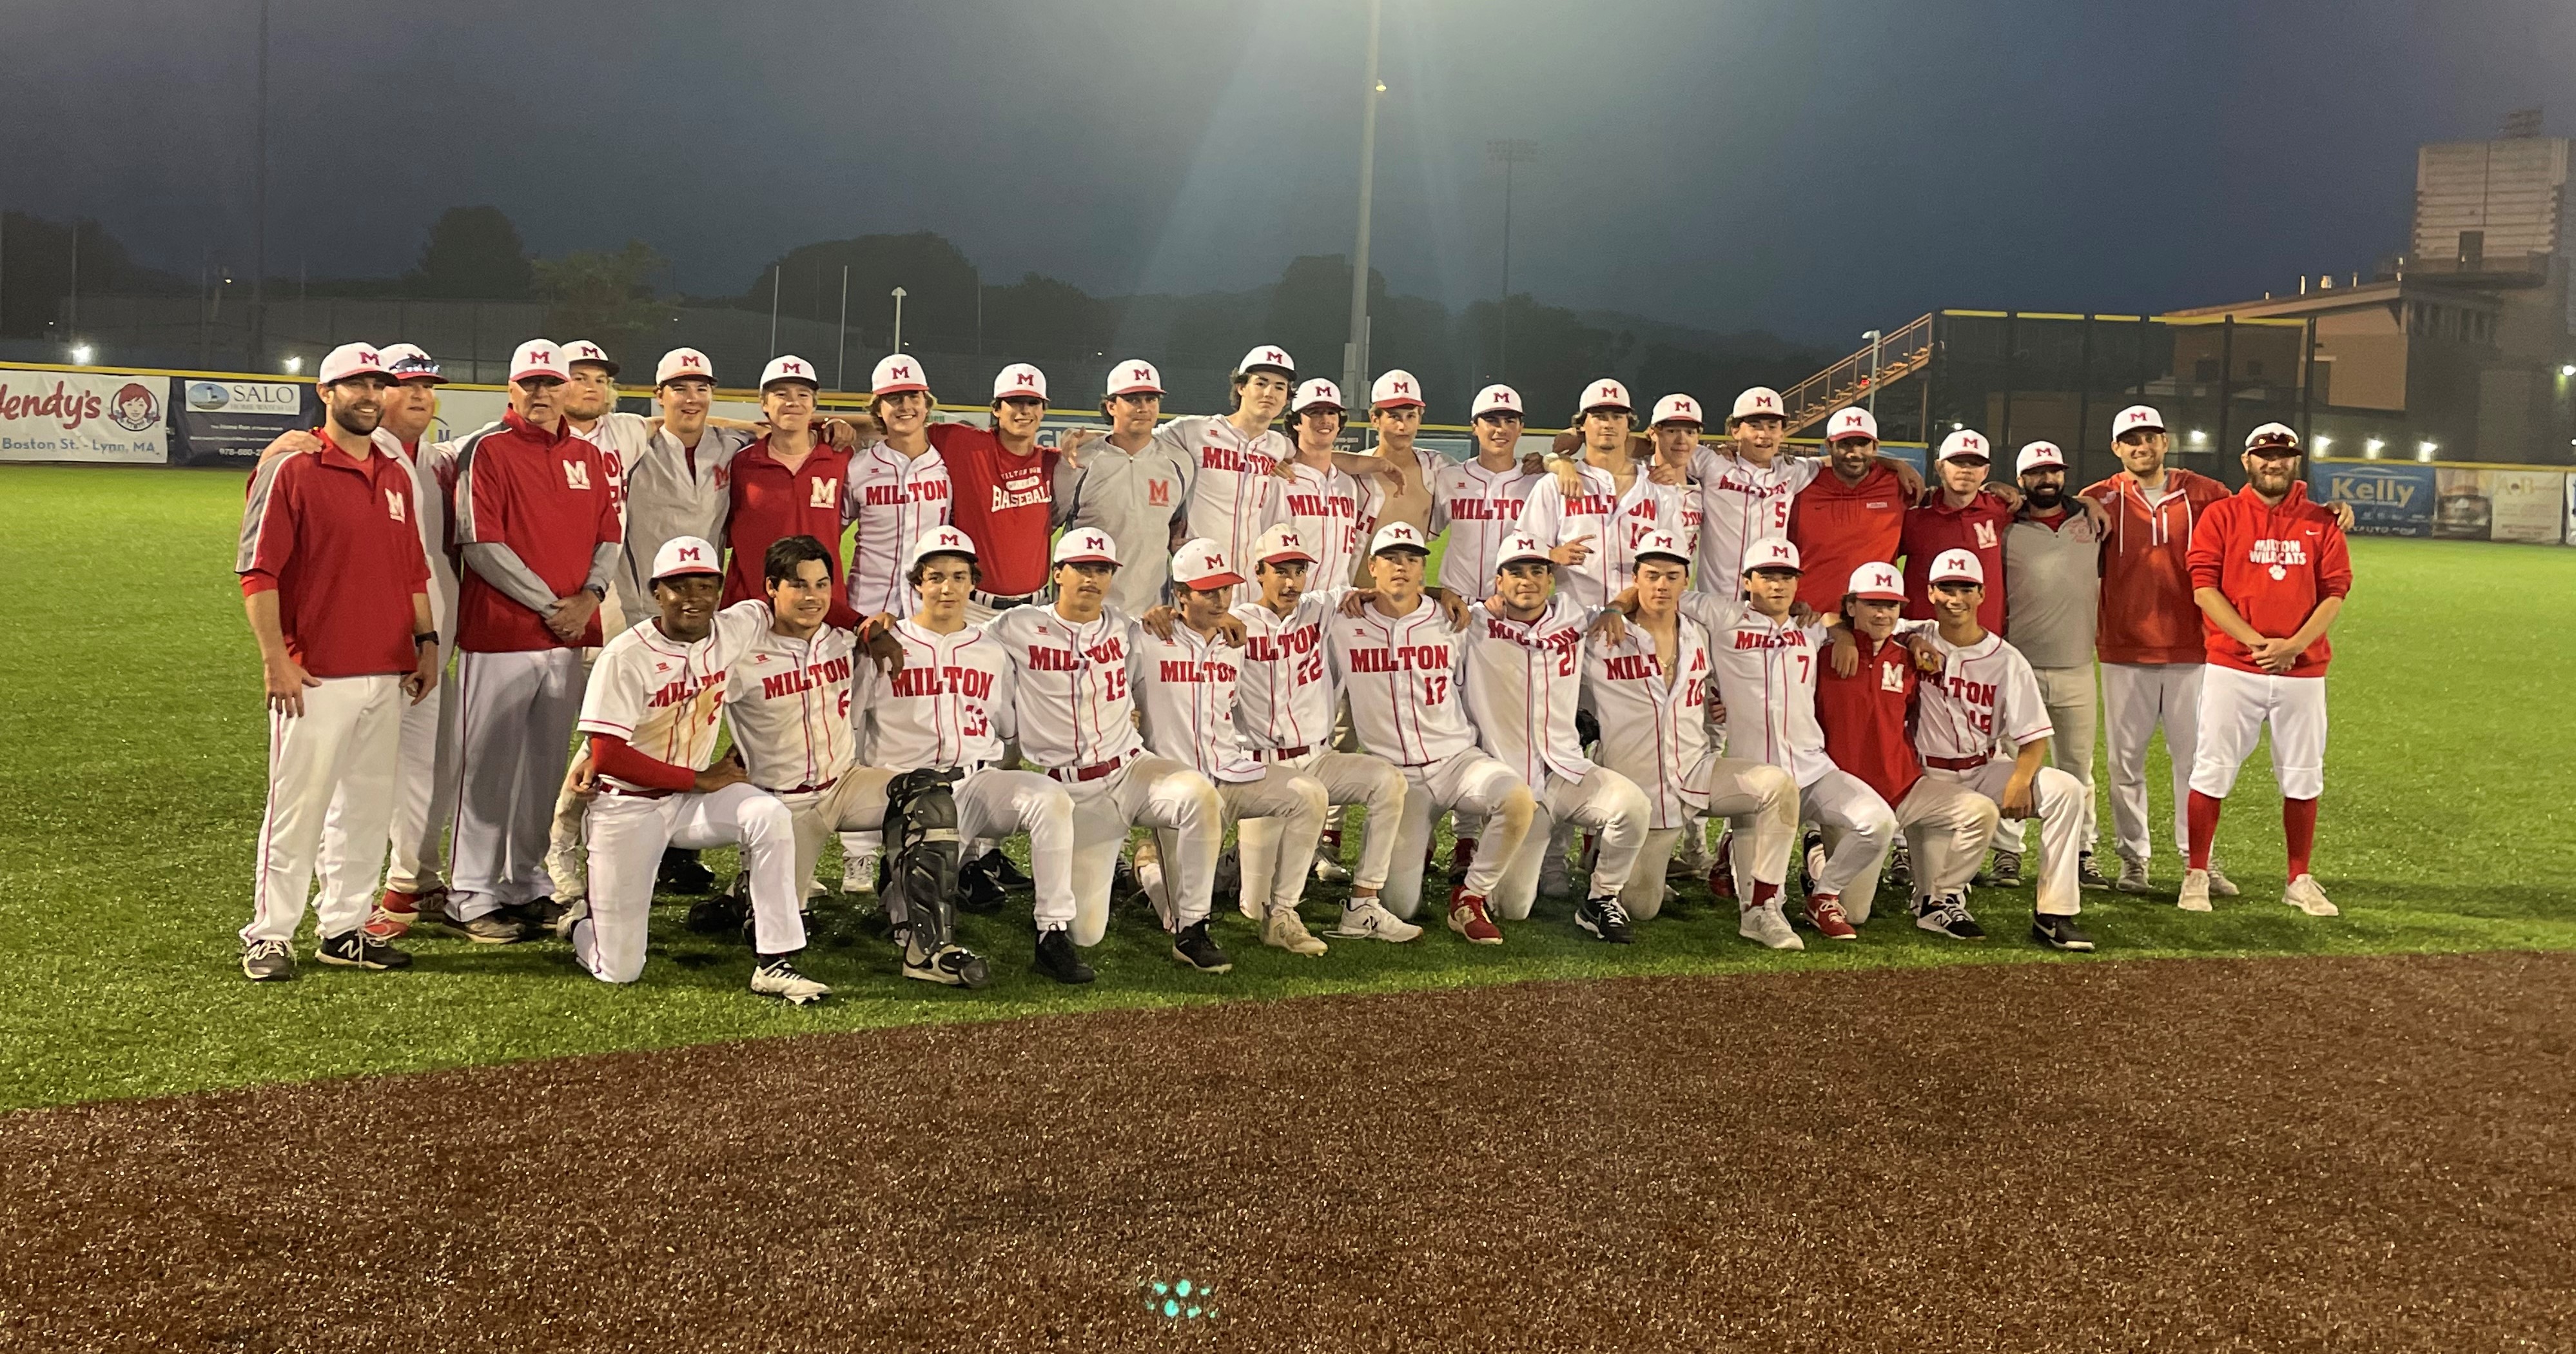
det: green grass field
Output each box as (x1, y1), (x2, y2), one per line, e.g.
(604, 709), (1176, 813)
(3, 464), (2571, 1113)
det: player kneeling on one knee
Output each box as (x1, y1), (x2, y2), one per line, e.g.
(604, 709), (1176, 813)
(562, 536), (829, 1003)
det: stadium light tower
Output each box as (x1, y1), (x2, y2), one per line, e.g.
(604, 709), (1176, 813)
(1488, 138), (1537, 383)
(1340, 0), (1384, 404)
(891, 286), (907, 354)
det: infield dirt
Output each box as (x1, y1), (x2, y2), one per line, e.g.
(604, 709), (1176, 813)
(3, 951), (2568, 1352)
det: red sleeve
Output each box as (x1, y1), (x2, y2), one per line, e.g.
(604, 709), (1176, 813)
(239, 460), (297, 596)
(2186, 501), (2227, 590)
(2185, 471), (2231, 511)
(589, 732), (696, 792)
(594, 450), (620, 548)
(2315, 516), (2353, 599)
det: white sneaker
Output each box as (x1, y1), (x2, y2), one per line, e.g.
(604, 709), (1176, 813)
(1737, 900), (1804, 951)
(2207, 861), (2241, 898)
(1312, 856), (1352, 884)
(842, 851), (878, 896)
(1326, 898), (1421, 943)
(2114, 856), (2154, 894)
(1264, 909), (1329, 956)
(549, 897), (589, 943)
(751, 957), (832, 1005)
(2177, 868), (2213, 912)
(2283, 874), (2339, 917)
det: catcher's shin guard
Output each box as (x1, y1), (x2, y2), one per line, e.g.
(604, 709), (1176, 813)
(882, 768), (966, 958)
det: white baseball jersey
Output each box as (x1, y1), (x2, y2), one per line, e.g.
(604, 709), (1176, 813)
(1158, 415), (1292, 584)
(1432, 456), (1540, 598)
(1230, 593), (1338, 752)
(1276, 460), (1367, 587)
(1324, 595), (1472, 767)
(723, 620), (859, 793)
(1131, 621), (1264, 783)
(1602, 475), (1683, 602)
(1911, 625), (2053, 763)
(853, 619), (1010, 772)
(981, 604), (1145, 772)
(569, 410), (650, 533)
(840, 440), (953, 619)
(575, 602), (770, 792)
(1689, 447), (1821, 587)
(1461, 596), (1595, 790)
(1517, 465), (1674, 610)
(1679, 592), (1836, 785)
(1582, 613), (1718, 829)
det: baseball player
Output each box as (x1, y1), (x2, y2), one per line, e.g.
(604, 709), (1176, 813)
(1323, 523), (1536, 943)
(1432, 384), (1541, 598)
(1580, 530), (1799, 924)
(1685, 387), (1921, 592)
(1224, 523), (1418, 941)
(235, 343), (440, 980)
(1055, 360), (1192, 617)
(856, 526), (1093, 983)
(2001, 440), (2109, 888)
(1907, 549), (2094, 950)
(1463, 533), (1654, 940)
(1351, 370), (1441, 542)
(2178, 424), (2351, 918)
(1155, 346), (1297, 585)
(930, 362), (1060, 610)
(1519, 380), (1679, 612)
(1277, 378), (1369, 589)
(981, 527), (1233, 970)
(1130, 540), (1336, 956)
(557, 536), (827, 1003)
(442, 340), (621, 943)
(1788, 406), (1908, 615)
(1641, 393), (1708, 561)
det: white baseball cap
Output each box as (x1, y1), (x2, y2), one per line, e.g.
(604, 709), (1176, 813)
(1928, 548), (1985, 585)
(1368, 522), (1430, 556)
(1496, 531), (1553, 569)
(650, 535), (723, 582)
(2112, 404), (2165, 438)
(509, 340), (567, 384)
(1105, 360), (1163, 397)
(1471, 384), (1524, 419)
(1741, 536), (1803, 574)
(1578, 378), (1632, 413)
(560, 339), (618, 376)
(1937, 429), (1993, 462)
(1253, 522), (1317, 565)
(1846, 561), (1905, 601)
(2016, 441), (2067, 475)
(1052, 527), (1121, 567)
(871, 354), (930, 396)
(1170, 538), (1244, 590)
(1634, 529), (1690, 567)
(655, 348), (714, 386)
(759, 355), (819, 389)
(316, 342), (395, 386)
(1236, 344), (1294, 377)
(1293, 378), (1345, 413)
(1825, 406), (1878, 443)
(993, 362), (1048, 402)
(904, 525), (979, 573)
(1369, 369), (1424, 409)
(1729, 388), (1786, 423)
(1649, 393), (1704, 427)
(378, 343), (446, 385)
(2244, 422), (2301, 451)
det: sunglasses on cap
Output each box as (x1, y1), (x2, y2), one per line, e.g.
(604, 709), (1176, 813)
(389, 355), (444, 381)
(2247, 437), (2301, 455)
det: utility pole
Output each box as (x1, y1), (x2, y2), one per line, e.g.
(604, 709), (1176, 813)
(1487, 137), (1537, 384)
(835, 264), (850, 391)
(1862, 329), (1882, 416)
(891, 286), (906, 355)
(250, 0), (269, 369)
(1339, 0), (1383, 402)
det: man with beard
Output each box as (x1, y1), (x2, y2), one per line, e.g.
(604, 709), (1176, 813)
(2002, 440), (2109, 888)
(235, 344), (441, 980)
(1686, 388), (1924, 593)
(1788, 406), (1908, 616)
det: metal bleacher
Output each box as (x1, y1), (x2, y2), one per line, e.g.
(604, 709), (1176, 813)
(1777, 313), (1933, 434)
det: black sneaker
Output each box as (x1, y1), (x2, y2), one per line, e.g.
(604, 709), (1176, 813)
(1171, 920), (1233, 973)
(316, 929), (412, 970)
(956, 852), (1009, 915)
(988, 852), (1035, 890)
(2031, 913), (2096, 952)
(684, 893), (750, 939)
(523, 897), (572, 930)
(904, 944), (992, 990)
(658, 847), (717, 895)
(2077, 852), (2109, 889)
(1913, 892), (1987, 941)
(1799, 829), (1827, 892)
(1033, 927), (1095, 984)
(240, 938), (297, 982)
(444, 907), (537, 945)
(1886, 839), (1914, 894)
(1574, 894), (1634, 944)
(1973, 851), (2024, 888)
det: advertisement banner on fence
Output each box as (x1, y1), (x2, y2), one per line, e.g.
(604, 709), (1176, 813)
(167, 378), (315, 467)
(2565, 472), (2576, 547)
(2486, 469), (2566, 544)
(2312, 461), (2434, 536)
(429, 388), (511, 446)
(0, 371), (169, 464)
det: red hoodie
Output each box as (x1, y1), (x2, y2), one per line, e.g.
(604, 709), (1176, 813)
(1899, 489), (2012, 633)
(2185, 480), (2352, 677)
(1788, 464), (1906, 612)
(2080, 467), (2232, 664)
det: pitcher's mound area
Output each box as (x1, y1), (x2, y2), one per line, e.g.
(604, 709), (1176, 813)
(5, 952), (2569, 1351)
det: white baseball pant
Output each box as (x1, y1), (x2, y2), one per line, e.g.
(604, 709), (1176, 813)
(1066, 756), (1222, 947)
(574, 783), (804, 984)
(1927, 761), (2085, 916)
(955, 769), (1081, 932)
(543, 591), (627, 898)
(242, 674), (404, 945)
(779, 769), (899, 899)
(1788, 769), (1897, 903)
(1383, 751), (1535, 919)
(2000, 663), (2099, 856)
(379, 636), (460, 893)
(1491, 768), (1651, 921)
(2189, 666), (2327, 801)
(1619, 756), (1797, 921)
(1239, 749), (1407, 908)
(448, 648), (583, 921)
(2102, 662), (2203, 865)
(1146, 766), (1329, 921)
(1870, 776), (2002, 924)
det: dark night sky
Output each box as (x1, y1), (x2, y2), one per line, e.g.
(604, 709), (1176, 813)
(5, 0), (2571, 344)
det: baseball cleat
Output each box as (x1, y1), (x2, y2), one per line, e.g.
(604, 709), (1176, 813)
(988, 852), (1035, 890)
(1913, 892), (1986, 941)
(1574, 894), (1635, 944)
(445, 907), (538, 945)
(1327, 898), (1422, 943)
(1800, 830), (1827, 892)
(367, 889), (422, 939)
(316, 929), (413, 971)
(1708, 831), (1737, 902)
(240, 938), (297, 982)
(1312, 856), (1353, 884)
(2283, 874), (2339, 917)
(2031, 912), (2095, 952)
(2114, 855), (2154, 894)
(1263, 909), (1329, 956)
(2176, 868), (2214, 912)
(1974, 851), (2023, 888)
(2078, 852), (2109, 889)
(548, 898), (590, 943)
(525, 897), (574, 932)
(955, 852), (1010, 914)
(1171, 920), (1234, 973)
(750, 956), (831, 1005)
(1032, 927), (1095, 984)
(1804, 895), (1859, 941)
(2206, 862), (2241, 898)
(658, 848), (717, 896)
(841, 850), (879, 897)
(1447, 889), (1505, 945)
(412, 887), (452, 927)
(904, 944), (992, 989)
(1737, 899), (1804, 950)
(1884, 838), (1913, 895)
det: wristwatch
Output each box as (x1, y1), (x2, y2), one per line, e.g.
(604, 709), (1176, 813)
(584, 582), (607, 600)
(413, 631), (439, 649)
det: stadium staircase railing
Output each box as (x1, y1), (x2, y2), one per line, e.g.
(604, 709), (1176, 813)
(1779, 313), (1934, 433)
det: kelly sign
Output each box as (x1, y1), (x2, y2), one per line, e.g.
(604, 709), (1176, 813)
(0, 370), (169, 463)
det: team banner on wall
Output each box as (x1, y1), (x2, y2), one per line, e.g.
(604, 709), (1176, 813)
(166, 378), (315, 467)
(0, 370), (170, 463)
(2312, 462), (2435, 536)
